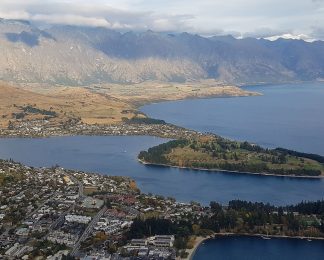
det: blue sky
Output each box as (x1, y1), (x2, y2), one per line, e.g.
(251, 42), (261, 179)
(0, 0), (324, 40)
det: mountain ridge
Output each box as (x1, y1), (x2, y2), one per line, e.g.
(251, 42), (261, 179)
(1, 19), (324, 85)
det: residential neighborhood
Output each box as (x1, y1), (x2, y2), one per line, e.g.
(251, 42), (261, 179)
(0, 119), (203, 140)
(0, 159), (208, 259)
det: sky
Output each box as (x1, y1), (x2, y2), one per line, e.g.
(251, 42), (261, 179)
(0, 0), (324, 40)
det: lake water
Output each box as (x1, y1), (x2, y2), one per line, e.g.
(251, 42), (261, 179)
(0, 136), (324, 206)
(1, 83), (324, 259)
(142, 82), (324, 259)
(0, 83), (324, 206)
(193, 236), (324, 260)
(141, 83), (324, 155)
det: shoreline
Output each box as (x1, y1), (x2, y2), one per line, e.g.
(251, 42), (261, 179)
(134, 90), (262, 108)
(138, 159), (324, 179)
(214, 232), (324, 240)
(1, 84), (323, 180)
(0, 83), (260, 138)
(186, 232), (324, 260)
(186, 236), (211, 260)
(0, 121), (201, 140)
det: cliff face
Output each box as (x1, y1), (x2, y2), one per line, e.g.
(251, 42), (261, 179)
(1, 19), (324, 85)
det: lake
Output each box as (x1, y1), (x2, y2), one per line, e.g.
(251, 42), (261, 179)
(0, 83), (324, 206)
(141, 82), (324, 155)
(193, 236), (324, 260)
(1, 82), (324, 259)
(142, 82), (324, 259)
(0, 135), (324, 206)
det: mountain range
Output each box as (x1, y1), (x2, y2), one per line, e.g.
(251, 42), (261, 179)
(1, 18), (324, 85)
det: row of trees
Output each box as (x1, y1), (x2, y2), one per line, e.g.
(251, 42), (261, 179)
(127, 218), (193, 251)
(138, 139), (189, 164)
(288, 200), (324, 215)
(127, 200), (324, 251)
(275, 148), (324, 164)
(125, 117), (166, 125)
(22, 105), (57, 117)
(190, 161), (321, 176)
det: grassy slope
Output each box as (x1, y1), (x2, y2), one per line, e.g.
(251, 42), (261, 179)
(0, 83), (135, 128)
(167, 147), (323, 172)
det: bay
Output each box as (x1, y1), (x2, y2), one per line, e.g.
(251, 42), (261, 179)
(141, 83), (324, 155)
(0, 135), (323, 206)
(0, 83), (324, 205)
(193, 236), (324, 260)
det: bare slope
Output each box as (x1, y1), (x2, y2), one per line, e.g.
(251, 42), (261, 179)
(0, 81), (257, 129)
(0, 83), (135, 128)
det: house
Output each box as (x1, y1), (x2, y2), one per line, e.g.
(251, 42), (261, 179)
(131, 239), (148, 246)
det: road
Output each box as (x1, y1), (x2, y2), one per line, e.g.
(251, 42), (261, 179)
(68, 173), (84, 198)
(48, 204), (75, 233)
(25, 191), (56, 219)
(70, 206), (107, 256)
(48, 173), (84, 232)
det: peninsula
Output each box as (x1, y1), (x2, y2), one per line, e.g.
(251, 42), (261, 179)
(138, 137), (324, 178)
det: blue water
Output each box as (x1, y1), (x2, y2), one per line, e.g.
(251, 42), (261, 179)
(193, 236), (324, 260)
(1, 83), (324, 258)
(141, 82), (324, 259)
(141, 83), (324, 155)
(0, 136), (323, 206)
(0, 83), (324, 206)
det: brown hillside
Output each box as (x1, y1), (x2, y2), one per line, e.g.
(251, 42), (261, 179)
(0, 83), (135, 128)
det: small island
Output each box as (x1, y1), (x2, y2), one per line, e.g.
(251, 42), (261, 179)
(138, 137), (324, 177)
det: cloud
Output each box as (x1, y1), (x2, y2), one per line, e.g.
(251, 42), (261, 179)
(310, 27), (324, 39)
(32, 14), (111, 28)
(241, 28), (316, 42)
(265, 33), (316, 42)
(0, 10), (30, 20)
(0, 0), (194, 32)
(0, 0), (323, 40)
(243, 28), (290, 39)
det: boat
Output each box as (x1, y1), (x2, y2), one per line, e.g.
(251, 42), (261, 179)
(261, 230), (271, 240)
(307, 239), (312, 242)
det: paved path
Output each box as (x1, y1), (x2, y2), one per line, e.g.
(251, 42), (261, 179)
(71, 206), (107, 256)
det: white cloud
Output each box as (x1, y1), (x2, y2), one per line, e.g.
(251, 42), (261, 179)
(265, 33), (316, 42)
(0, 10), (30, 20)
(32, 14), (111, 28)
(0, 0), (323, 39)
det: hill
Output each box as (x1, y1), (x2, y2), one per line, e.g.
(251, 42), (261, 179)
(0, 83), (135, 128)
(138, 137), (324, 177)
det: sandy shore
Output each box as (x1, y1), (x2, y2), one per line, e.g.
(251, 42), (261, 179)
(139, 159), (324, 179)
(184, 236), (212, 260)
